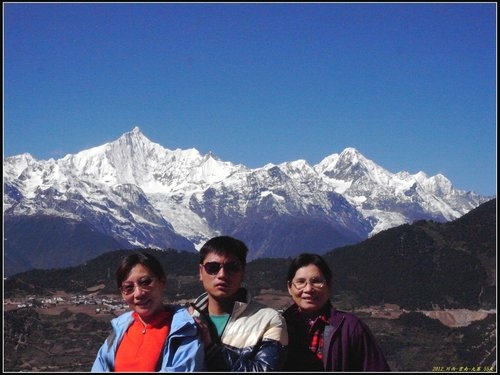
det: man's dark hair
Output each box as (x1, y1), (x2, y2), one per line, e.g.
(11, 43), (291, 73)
(199, 236), (249, 267)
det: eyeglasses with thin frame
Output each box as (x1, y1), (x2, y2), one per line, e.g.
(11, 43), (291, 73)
(120, 276), (156, 295)
(202, 261), (242, 275)
(291, 278), (325, 291)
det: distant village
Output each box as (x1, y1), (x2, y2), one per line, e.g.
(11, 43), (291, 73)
(4, 292), (129, 315)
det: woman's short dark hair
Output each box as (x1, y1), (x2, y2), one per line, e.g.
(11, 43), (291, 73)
(199, 236), (248, 267)
(115, 252), (166, 288)
(286, 253), (332, 284)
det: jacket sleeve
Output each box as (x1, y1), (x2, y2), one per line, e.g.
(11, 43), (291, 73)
(162, 307), (207, 372)
(91, 331), (116, 372)
(205, 337), (287, 371)
(204, 312), (288, 371)
(354, 320), (391, 372)
(163, 333), (206, 372)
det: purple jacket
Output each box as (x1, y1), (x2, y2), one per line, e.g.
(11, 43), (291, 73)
(283, 303), (390, 372)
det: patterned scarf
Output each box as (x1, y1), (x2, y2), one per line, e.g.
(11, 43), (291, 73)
(307, 312), (330, 359)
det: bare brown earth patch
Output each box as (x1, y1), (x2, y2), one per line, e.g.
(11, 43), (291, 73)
(420, 309), (495, 328)
(253, 289), (292, 310)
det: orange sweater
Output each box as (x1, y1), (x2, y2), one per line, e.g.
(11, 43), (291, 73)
(114, 310), (172, 372)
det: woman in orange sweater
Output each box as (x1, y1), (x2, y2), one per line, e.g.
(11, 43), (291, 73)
(92, 252), (205, 372)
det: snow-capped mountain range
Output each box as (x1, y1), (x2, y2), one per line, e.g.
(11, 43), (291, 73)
(4, 127), (492, 264)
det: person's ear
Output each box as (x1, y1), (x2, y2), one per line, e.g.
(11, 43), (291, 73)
(199, 264), (203, 281)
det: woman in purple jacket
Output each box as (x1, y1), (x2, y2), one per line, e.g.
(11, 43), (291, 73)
(283, 253), (390, 372)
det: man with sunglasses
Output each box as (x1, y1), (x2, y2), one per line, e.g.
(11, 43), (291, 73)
(190, 236), (288, 371)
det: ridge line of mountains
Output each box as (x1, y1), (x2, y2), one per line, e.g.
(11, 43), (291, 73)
(3, 126), (494, 276)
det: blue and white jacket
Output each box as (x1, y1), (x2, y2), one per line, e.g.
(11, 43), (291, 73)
(91, 305), (205, 372)
(191, 288), (288, 372)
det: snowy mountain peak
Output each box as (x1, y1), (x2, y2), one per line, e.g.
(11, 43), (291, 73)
(340, 147), (362, 159)
(314, 147), (379, 183)
(3, 128), (492, 268)
(188, 151), (237, 184)
(116, 126), (151, 148)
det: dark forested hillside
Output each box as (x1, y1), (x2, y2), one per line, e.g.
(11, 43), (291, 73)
(4, 248), (203, 300)
(323, 198), (496, 310)
(4, 214), (125, 277)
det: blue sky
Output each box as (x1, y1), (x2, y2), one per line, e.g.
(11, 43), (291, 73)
(3, 3), (497, 196)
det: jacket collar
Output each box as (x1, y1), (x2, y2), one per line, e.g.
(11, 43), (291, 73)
(192, 288), (250, 315)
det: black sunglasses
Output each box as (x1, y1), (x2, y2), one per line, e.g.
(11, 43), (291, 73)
(202, 261), (242, 275)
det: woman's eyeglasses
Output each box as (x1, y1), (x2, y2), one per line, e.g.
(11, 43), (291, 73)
(202, 261), (242, 275)
(120, 276), (156, 295)
(291, 278), (325, 291)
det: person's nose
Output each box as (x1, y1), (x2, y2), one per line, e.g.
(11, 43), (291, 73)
(302, 281), (314, 292)
(215, 266), (230, 278)
(133, 285), (146, 297)
(216, 268), (226, 276)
